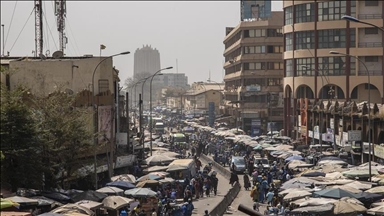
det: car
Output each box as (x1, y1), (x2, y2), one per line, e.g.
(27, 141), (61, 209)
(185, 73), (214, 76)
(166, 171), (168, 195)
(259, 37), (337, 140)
(254, 157), (270, 170)
(230, 156), (246, 173)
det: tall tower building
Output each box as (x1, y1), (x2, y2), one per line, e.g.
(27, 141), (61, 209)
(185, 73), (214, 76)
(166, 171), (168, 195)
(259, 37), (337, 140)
(241, 0), (272, 21)
(133, 45), (161, 78)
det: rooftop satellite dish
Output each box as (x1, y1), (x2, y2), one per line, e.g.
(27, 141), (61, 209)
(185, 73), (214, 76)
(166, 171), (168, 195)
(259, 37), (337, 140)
(39, 53), (47, 60)
(52, 50), (64, 59)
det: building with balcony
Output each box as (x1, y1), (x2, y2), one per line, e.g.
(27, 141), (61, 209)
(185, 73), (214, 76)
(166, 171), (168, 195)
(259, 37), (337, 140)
(283, 1), (384, 165)
(183, 82), (223, 113)
(223, 11), (284, 136)
(282, 0), (384, 145)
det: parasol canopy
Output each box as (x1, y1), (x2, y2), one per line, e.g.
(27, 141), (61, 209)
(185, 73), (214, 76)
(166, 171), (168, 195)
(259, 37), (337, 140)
(106, 181), (136, 190)
(136, 174), (163, 182)
(367, 205), (384, 215)
(102, 196), (133, 210)
(6, 196), (38, 207)
(145, 155), (175, 166)
(1, 198), (20, 210)
(366, 186), (384, 195)
(291, 197), (337, 207)
(313, 188), (363, 199)
(110, 174), (136, 183)
(328, 185), (362, 194)
(124, 188), (157, 198)
(96, 186), (124, 195)
(285, 155), (304, 163)
(71, 191), (107, 203)
(75, 200), (103, 211)
(50, 204), (93, 215)
(333, 200), (367, 215)
(143, 165), (169, 173)
(283, 190), (312, 201)
(136, 180), (161, 188)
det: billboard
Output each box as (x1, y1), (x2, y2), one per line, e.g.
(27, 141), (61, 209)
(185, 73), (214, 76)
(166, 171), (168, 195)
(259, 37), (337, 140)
(251, 119), (261, 137)
(98, 105), (114, 142)
(208, 102), (215, 127)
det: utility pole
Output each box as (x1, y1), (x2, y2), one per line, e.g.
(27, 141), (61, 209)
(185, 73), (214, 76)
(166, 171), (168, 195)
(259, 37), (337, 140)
(139, 94), (143, 158)
(1, 24), (4, 56)
(126, 92), (130, 153)
(34, 0), (43, 57)
(54, 0), (67, 54)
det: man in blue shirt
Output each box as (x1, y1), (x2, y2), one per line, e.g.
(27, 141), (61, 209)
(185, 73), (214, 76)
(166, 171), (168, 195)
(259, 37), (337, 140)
(186, 199), (194, 216)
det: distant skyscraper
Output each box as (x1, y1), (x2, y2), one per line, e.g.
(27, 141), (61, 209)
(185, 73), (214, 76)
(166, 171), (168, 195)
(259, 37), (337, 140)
(241, 0), (271, 21)
(133, 45), (161, 78)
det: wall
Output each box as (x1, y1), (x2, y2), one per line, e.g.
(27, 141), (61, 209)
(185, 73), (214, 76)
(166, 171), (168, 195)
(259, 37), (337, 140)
(9, 57), (114, 97)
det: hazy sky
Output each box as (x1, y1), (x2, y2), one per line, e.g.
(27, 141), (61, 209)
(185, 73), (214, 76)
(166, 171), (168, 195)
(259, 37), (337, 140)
(1, 1), (283, 85)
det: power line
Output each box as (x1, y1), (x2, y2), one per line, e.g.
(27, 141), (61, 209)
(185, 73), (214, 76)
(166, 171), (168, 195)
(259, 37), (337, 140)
(65, 17), (81, 56)
(43, 11), (58, 51)
(9, 7), (34, 53)
(5, 1), (18, 48)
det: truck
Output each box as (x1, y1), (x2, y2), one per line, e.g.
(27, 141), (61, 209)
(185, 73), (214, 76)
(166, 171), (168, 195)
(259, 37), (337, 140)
(171, 133), (187, 149)
(154, 122), (165, 134)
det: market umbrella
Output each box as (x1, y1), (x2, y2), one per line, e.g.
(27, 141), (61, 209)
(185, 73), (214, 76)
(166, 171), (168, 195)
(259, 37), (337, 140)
(283, 190), (312, 201)
(30, 196), (63, 208)
(343, 169), (379, 179)
(279, 188), (313, 196)
(328, 185), (362, 194)
(288, 160), (308, 169)
(38, 213), (64, 216)
(106, 181), (136, 190)
(345, 181), (372, 191)
(110, 174), (136, 183)
(145, 155), (175, 166)
(136, 180), (161, 188)
(50, 204), (93, 215)
(366, 186), (384, 195)
(75, 200), (103, 211)
(96, 186), (124, 195)
(7, 196), (38, 207)
(291, 197), (337, 207)
(136, 174), (163, 182)
(143, 165), (169, 173)
(159, 177), (175, 184)
(285, 155), (304, 163)
(357, 192), (384, 201)
(314, 188), (363, 199)
(318, 160), (348, 166)
(102, 196), (133, 210)
(367, 205), (384, 215)
(41, 192), (72, 204)
(253, 145), (263, 151)
(371, 202), (384, 208)
(302, 172), (326, 177)
(1, 198), (20, 210)
(124, 188), (157, 198)
(70, 191), (107, 203)
(291, 203), (334, 214)
(333, 200), (367, 215)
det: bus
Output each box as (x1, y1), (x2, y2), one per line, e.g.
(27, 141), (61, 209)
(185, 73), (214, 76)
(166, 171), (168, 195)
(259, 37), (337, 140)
(155, 122), (165, 134)
(171, 133), (187, 149)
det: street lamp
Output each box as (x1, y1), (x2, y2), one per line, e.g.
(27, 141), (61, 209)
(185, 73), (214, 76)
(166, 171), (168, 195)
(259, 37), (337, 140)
(341, 15), (384, 32)
(329, 50), (372, 181)
(149, 67), (173, 156)
(91, 51), (130, 189)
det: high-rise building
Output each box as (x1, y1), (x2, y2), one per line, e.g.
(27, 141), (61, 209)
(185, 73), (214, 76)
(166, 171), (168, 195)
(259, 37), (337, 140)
(133, 45), (161, 78)
(161, 73), (189, 87)
(223, 11), (284, 135)
(282, 1), (383, 144)
(241, 0), (272, 21)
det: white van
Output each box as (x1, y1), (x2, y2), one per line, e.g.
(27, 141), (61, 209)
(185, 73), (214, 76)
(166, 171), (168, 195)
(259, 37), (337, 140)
(155, 122), (165, 134)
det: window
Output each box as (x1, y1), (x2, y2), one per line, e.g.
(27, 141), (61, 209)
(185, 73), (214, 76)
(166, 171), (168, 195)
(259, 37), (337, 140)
(243, 46), (266, 54)
(267, 29), (283, 37)
(268, 78), (282, 86)
(295, 31), (315, 49)
(273, 46), (284, 53)
(273, 62), (284, 69)
(296, 58), (315, 76)
(285, 6), (293, 25)
(318, 1), (347, 21)
(350, 29), (356, 48)
(285, 33), (293, 51)
(365, 1), (379, 6)
(365, 28), (379, 35)
(295, 3), (315, 23)
(318, 29), (349, 48)
(286, 59), (293, 77)
(365, 56), (379, 62)
(318, 56), (347, 76)
(245, 29), (266, 38)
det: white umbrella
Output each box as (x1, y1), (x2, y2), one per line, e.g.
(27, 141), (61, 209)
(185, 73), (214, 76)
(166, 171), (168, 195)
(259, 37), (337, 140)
(279, 188), (313, 196)
(366, 186), (384, 195)
(367, 205), (384, 215)
(283, 190), (312, 201)
(291, 197), (337, 207)
(145, 155), (175, 165)
(102, 196), (133, 210)
(96, 186), (124, 195)
(345, 181), (372, 191)
(110, 174), (136, 183)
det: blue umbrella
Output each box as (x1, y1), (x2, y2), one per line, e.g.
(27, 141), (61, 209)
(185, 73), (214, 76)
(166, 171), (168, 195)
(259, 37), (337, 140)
(106, 181), (136, 190)
(285, 155), (304, 163)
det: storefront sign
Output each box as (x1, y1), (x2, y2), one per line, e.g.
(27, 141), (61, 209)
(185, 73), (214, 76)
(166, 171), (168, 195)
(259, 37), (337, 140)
(330, 118), (334, 129)
(348, 130), (362, 142)
(246, 84), (261, 92)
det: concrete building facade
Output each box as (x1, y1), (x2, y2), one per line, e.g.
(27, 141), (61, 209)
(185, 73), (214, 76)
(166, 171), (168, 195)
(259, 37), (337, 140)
(162, 73), (189, 87)
(282, 0), (384, 139)
(223, 11), (284, 135)
(241, 0), (272, 21)
(133, 45), (161, 78)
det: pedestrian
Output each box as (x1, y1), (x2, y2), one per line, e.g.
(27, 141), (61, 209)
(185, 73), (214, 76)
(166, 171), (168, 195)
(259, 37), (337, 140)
(229, 171), (239, 187)
(243, 174), (251, 190)
(266, 189), (274, 205)
(203, 210), (210, 216)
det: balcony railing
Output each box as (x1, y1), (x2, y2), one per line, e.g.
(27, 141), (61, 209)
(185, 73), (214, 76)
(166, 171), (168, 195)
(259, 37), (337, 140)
(358, 14), (382, 19)
(358, 70), (382, 76)
(358, 42), (383, 48)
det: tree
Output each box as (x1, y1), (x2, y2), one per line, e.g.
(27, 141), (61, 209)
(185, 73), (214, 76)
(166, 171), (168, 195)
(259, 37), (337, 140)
(32, 90), (93, 189)
(0, 82), (45, 190)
